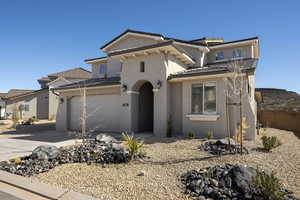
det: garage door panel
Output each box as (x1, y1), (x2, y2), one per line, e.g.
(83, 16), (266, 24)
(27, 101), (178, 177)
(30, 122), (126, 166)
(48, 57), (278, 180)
(68, 95), (120, 132)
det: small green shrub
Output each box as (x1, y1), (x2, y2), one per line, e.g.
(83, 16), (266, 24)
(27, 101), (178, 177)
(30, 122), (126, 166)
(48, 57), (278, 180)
(261, 135), (281, 152)
(207, 131), (214, 140)
(122, 132), (144, 159)
(10, 157), (22, 164)
(31, 116), (37, 121)
(49, 115), (55, 121)
(166, 116), (172, 138)
(187, 131), (195, 139)
(252, 169), (286, 200)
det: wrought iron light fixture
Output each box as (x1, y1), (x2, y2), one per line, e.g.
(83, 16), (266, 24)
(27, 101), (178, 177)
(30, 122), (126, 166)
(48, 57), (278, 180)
(122, 84), (127, 92)
(156, 80), (162, 89)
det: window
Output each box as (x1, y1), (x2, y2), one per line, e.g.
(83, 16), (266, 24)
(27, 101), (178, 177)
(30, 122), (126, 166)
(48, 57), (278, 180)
(99, 64), (107, 74)
(140, 61), (145, 72)
(192, 82), (216, 114)
(233, 49), (242, 58)
(25, 105), (29, 112)
(215, 51), (224, 60)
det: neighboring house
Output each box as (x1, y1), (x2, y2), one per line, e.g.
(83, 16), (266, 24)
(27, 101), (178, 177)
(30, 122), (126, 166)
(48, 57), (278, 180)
(38, 67), (92, 119)
(5, 89), (48, 120)
(55, 29), (259, 140)
(0, 93), (7, 119)
(5, 68), (92, 121)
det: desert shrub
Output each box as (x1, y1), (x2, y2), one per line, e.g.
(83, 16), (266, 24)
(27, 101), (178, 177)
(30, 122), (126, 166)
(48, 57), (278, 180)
(11, 108), (20, 128)
(122, 132), (144, 159)
(10, 157), (22, 164)
(166, 116), (172, 137)
(206, 131), (213, 140)
(261, 135), (281, 152)
(49, 115), (55, 121)
(187, 132), (195, 139)
(31, 116), (37, 121)
(252, 169), (286, 200)
(235, 117), (249, 143)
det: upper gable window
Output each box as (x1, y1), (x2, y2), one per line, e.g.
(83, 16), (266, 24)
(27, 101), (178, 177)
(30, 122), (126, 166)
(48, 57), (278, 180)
(233, 49), (242, 58)
(215, 51), (224, 61)
(140, 62), (145, 72)
(99, 64), (107, 74)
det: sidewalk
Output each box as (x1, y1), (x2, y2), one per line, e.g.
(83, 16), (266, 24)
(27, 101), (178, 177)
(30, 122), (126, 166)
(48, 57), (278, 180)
(0, 170), (98, 200)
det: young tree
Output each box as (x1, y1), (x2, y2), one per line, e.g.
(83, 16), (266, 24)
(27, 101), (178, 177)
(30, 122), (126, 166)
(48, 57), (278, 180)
(225, 59), (250, 154)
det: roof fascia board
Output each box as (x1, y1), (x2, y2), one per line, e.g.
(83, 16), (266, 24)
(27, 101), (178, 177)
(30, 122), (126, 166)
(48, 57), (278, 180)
(169, 72), (249, 82)
(85, 57), (108, 64)
(173, 41), (209, 52)
(55, 84), (120, 93)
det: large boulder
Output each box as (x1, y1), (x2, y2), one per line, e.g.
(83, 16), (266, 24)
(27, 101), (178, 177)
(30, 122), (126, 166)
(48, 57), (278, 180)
(31, 145), (60, 160)
(95, 134), (118, 144)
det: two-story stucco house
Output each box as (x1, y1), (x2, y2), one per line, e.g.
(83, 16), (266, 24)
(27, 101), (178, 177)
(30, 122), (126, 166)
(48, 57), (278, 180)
(55, 30), (259, 140)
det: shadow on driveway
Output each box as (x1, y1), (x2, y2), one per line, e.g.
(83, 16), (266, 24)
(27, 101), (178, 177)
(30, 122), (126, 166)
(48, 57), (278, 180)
(0, 122), (76, 143)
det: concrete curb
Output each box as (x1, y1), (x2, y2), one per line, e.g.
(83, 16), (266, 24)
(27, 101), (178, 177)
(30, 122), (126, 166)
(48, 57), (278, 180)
(0, 170), (98, 200)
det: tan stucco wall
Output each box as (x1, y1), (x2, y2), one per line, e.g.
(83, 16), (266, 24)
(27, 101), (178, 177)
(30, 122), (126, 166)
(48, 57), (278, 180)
(181, 78), (228, 138)
(92, 58), (122, 78)
(105, 35), (160, 52)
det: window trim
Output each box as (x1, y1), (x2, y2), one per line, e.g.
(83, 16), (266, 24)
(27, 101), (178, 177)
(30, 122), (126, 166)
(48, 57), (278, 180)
(215, 51), (225, 61)
(233, 48), (243, 58)
(99, 63), (107, 75)
(191, 81), (217, 115)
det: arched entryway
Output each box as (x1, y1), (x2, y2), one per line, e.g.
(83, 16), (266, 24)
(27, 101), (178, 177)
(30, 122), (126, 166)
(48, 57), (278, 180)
(138, 82), (154, 132)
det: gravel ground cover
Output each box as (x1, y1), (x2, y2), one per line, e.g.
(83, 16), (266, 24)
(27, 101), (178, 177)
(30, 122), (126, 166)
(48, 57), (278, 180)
(34, 128), (300, 200)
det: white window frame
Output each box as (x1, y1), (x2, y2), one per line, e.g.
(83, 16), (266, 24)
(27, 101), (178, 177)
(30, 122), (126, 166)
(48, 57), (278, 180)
(215, 51), (224, 61)
(99, 64), (107, 75)
(191, 81), (217, 114)
(188, 81), (220, 121)
(233, 48), (243, 58)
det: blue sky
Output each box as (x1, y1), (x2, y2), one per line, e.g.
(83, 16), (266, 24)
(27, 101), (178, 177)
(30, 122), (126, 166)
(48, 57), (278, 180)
(0, 0), (299, 93)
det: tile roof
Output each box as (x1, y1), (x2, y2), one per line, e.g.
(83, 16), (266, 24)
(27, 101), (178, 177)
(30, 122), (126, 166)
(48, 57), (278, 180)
(47, 67), (92, 79)
(168, 58), (258, 79)
(38, 67), (92, 83)
(56, 76), (121, 90)
(108, 40), (195, 62)
(5, 89), (35, 98)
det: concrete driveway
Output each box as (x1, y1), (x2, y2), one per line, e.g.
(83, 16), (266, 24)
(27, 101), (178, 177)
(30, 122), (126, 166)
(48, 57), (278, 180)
(0, 120), (77, 161)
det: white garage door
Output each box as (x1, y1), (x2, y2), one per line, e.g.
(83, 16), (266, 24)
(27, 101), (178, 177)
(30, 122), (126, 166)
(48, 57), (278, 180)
(68, 95), (121, 132)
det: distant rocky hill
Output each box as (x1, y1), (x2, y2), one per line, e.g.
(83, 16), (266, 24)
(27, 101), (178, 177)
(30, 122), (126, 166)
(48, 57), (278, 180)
(256, 88), (300, 113)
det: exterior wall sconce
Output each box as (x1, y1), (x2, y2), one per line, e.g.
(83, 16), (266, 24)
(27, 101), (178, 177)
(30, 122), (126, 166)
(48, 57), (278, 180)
(122, 84), (127, 92)
(60, 98), (64, 104)
(156, 80), (162, 89)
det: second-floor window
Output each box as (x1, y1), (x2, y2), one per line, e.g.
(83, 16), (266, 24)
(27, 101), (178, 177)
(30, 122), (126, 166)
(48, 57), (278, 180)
(215, 51), (224, 61)
(233, 49), (242, 58)
(99, 64), (107, 74)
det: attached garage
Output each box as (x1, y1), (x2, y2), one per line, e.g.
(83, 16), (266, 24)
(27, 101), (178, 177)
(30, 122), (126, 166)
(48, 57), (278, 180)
(68, 94), (121, 132)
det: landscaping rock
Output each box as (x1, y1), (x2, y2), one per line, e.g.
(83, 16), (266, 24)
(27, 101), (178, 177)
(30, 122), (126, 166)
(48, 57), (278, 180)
(31, 145), (60, 160)
(95, 134), (118, 144)
(181, 164), (298, 200)
(199, 139), (249, 155)
(0, 136), (131, 177)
